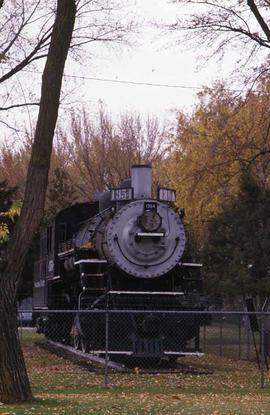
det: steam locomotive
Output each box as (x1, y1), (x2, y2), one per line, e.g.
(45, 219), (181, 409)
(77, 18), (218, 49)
(33, 165), (207, 360)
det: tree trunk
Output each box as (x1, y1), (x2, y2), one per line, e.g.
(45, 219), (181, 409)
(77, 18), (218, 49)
(0, 294), (31, 402)
(0, 0), (76, 403)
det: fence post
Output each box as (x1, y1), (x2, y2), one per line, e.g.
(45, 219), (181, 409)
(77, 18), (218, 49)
(19, 311), (23, 340)
(260, 314), (265, 389)
(203, 324), (206, 353)
(238, 314), (242, 360)
(219, 315), (223, 357)
(246, 325), (250, 360)
(104, 308), (109, 388)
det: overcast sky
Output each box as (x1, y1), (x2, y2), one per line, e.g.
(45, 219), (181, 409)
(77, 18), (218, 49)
(1, 0), (240, 142)
(60, 0), (236, 122)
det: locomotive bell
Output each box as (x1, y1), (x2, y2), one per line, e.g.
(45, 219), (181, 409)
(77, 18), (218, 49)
(131, 164), (152, 199)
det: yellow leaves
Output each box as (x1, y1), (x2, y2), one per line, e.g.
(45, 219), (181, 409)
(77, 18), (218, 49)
(6, 330), (270, 414)
(0, 200), (21, 243)
(0, 201), (21, 222)
(5, 200), (21, 219)
(167, 83), (270, 240)
(0, 222), (9, 242)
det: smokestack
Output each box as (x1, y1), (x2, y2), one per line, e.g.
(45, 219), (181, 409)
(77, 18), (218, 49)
(131, 164), (152, 199)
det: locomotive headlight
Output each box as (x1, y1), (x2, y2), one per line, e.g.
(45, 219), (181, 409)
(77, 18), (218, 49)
(139, 210), (162, 232)
(158, 187), (176, 203)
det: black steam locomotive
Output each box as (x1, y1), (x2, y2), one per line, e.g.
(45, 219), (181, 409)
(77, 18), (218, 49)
(33, 165), (207, 360)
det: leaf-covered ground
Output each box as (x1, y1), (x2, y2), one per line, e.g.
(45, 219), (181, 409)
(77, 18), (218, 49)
(1, 330), (270, 415)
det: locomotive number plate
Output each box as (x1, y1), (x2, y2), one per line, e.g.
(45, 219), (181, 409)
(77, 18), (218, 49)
(144, 202), (157, 211)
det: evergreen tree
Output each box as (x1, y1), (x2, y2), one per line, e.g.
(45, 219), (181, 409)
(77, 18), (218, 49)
(202, 172), (270, 300)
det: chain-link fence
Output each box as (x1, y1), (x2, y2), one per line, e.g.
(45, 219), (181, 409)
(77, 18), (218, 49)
(17, 309), (270, 388)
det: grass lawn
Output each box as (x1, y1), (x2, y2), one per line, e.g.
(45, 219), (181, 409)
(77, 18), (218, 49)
(1, 329), (270, 415)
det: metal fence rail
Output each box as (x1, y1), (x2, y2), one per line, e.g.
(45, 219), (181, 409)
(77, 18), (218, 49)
(17, 309), (270, 388)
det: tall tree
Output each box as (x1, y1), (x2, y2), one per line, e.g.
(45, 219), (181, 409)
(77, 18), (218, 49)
(0, 0), (76, 403)
(166, 79), (270, 230)
(202, 172), (270, 299)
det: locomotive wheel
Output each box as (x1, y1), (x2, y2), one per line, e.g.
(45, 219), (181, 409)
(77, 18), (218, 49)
(81, 336), (88, 353)
(74, 334), (80, 350)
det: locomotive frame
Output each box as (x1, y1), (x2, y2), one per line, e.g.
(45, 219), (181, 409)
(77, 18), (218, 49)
(33, 165), (208, 361)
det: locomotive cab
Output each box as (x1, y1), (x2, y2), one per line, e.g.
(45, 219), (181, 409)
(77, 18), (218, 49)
(33, 202), (99, 309)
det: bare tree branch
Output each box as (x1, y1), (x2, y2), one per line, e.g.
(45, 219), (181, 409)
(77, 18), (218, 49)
(0, 29), (52, 84)
(0, 102), (40, 110)
(1, 1), (41, 57)
(247, 149), (270, 166)
(0, 0), (134, 114)
(170, 0), (270, 76)
(247, 0), (270, 42)
(0, 119), (20, 132)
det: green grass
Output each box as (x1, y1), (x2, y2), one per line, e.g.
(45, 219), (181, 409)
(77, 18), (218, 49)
(1, 329), (270, 415)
